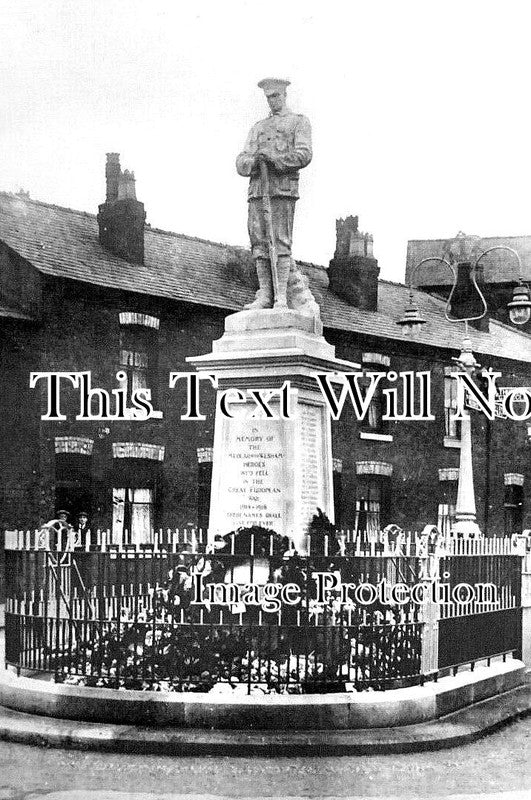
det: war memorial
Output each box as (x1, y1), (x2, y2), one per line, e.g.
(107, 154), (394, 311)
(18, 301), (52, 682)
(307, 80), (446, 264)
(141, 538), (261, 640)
(0, 79), (530, 754)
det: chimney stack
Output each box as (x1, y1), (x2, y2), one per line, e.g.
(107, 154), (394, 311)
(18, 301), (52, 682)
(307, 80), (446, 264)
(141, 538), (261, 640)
(328, 216), (380, 311)
(97, 153), (146, 264)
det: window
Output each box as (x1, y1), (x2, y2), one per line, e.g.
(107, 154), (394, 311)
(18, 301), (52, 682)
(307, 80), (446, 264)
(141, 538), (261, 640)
(504, 482), (524, 536)
(112, 488), (153, 544)
(360, 353), (390, 435)
(438, 470), (458, 535)
(444, 367), (461, 442)
(354, 462), (392, 541)
(332, 458), (343, 529)
(118, 314), (159, 411)
(197, 447), (213, 532)
(354, 479), (391, 538)
(355, 489), (380, 535)
(437, 503), (456, 536)
(365, 379), (385, 431)
(54, 438), (94, 520)
(111, 444), (164, 544)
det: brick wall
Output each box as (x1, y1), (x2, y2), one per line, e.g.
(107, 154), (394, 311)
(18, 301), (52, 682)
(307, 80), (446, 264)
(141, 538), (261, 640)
(1, 273), (530, 542)
(327, 329), (531, 535)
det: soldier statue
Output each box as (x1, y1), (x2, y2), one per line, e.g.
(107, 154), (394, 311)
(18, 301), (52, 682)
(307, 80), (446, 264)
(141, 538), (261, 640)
(236, 78), (319, 315)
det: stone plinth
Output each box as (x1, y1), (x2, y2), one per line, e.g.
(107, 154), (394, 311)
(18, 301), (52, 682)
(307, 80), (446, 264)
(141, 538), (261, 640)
(188, 309), (359, 552)
(0, 656), (525, 730)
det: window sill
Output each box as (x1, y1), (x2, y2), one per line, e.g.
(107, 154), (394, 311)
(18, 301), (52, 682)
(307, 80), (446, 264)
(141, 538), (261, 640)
(444, 436), (461, 449)
(123, 408), (164, 420)
(359, 431), (393, 442)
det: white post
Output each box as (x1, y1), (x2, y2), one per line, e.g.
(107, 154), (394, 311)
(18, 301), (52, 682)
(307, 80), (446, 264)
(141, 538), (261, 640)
(452, 408), (482, 537)
(521, 549), (531, 668)
(419, 550), (439, 674)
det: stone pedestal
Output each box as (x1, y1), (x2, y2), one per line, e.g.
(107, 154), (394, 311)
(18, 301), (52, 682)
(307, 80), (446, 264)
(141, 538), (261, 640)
(188, 309), (358, 553)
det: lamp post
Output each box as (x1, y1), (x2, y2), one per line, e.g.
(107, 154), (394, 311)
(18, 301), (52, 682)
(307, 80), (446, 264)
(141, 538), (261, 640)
(399, 243), (523, 537)
(451, 336), (482, 537)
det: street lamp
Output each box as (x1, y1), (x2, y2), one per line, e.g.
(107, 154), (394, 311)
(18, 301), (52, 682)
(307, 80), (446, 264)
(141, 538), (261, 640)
(400, 242), (521, 537)
(508, 280), (531, 326)
(471, 244), (530, 327)
(396, 263), (427, 336)
(396, 288), (427, 335)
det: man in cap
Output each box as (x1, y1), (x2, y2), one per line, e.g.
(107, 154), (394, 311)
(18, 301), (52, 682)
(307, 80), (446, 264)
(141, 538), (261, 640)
(74, 510), (91, 549)
(236, 79), (316, 312)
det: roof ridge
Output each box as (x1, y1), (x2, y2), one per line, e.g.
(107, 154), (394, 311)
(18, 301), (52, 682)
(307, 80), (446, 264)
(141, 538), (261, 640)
(0, 191), (96, 220)
(378, 277), (408, 287)
(146, 224), (243, 251)
(0, 190), (248, 253)
(408, 233), (531, 244)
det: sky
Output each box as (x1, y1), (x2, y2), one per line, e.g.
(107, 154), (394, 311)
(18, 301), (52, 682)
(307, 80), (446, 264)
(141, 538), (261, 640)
(2, 0), (531, 281)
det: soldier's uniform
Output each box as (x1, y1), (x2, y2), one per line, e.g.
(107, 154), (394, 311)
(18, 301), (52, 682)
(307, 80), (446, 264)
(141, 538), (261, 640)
(236, 108), (312, 259)
(236, 79), (315, 311)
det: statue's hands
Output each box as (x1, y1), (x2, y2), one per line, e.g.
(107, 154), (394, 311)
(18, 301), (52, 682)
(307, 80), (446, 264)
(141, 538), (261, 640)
(258, 149), (285, 172)
(255, 149), (275, 167)
(252, 149), (283, 173)
(250, 152), (266, 172)
(266, 155), (284, 171)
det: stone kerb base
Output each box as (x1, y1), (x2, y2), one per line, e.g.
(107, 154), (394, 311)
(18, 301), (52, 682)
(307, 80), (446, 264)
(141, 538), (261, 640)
(188, 309), (359, 552)
(0, 659), (525, 729)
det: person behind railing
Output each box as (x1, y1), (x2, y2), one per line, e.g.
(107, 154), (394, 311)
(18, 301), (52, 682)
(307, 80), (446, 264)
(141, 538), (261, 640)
(512, 529), (531, 553)
(39, 510), (73, 551)
(382, 524), (405, 554)
(74, 511), (91, 550)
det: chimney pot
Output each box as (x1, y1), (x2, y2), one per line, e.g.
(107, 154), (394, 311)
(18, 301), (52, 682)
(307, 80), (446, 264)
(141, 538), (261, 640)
(118, 170), (137, 201)
(105, 153), (121, 202)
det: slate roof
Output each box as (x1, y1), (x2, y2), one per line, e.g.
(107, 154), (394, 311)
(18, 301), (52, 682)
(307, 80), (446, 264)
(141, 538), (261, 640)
(1, 191), (531, 364)
(407, 235), (531, 286)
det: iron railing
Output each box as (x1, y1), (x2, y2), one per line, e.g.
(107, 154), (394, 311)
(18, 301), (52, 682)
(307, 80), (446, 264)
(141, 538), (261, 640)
(3, 528), (525, 694)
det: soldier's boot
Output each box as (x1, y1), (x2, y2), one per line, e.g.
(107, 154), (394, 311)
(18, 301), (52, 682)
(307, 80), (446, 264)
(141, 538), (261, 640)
(273, 255), (290, 309)
(244, 258), (273, 310)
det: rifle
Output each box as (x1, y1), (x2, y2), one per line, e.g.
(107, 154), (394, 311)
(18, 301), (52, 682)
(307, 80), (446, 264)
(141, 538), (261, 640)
(259, 159), (279, 303)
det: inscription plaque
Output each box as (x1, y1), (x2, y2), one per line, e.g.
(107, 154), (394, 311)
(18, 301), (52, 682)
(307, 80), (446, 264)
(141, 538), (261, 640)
(208, 393), (333, 551)
(211, 402), (292, 533)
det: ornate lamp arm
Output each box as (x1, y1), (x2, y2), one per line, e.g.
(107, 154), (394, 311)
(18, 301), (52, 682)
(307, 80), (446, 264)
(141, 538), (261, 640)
(474, 246), (530, 327)
(411, 253), (490, 325)
(474, 244), (522, 276)
(445, 255), (487, 324)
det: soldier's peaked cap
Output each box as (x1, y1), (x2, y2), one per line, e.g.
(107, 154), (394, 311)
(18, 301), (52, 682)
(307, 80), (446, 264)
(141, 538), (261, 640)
(257, 78), (290, 95)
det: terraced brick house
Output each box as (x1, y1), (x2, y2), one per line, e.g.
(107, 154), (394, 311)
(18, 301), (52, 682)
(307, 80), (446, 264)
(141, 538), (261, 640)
(1, 156), (530, 560)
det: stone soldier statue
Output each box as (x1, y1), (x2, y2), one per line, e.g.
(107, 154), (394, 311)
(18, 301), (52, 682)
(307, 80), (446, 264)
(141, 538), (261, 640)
(236, 78), (319, 315)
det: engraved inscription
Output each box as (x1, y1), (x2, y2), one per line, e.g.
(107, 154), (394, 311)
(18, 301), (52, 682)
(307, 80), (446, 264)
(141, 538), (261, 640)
(298, 403), (323, 528)
(218, 405), (286, 530)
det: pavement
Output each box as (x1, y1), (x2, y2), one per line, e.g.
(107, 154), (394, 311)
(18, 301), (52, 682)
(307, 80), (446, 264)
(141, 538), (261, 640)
(3, 794), (529, 800)
(0, 716), (529, 798)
